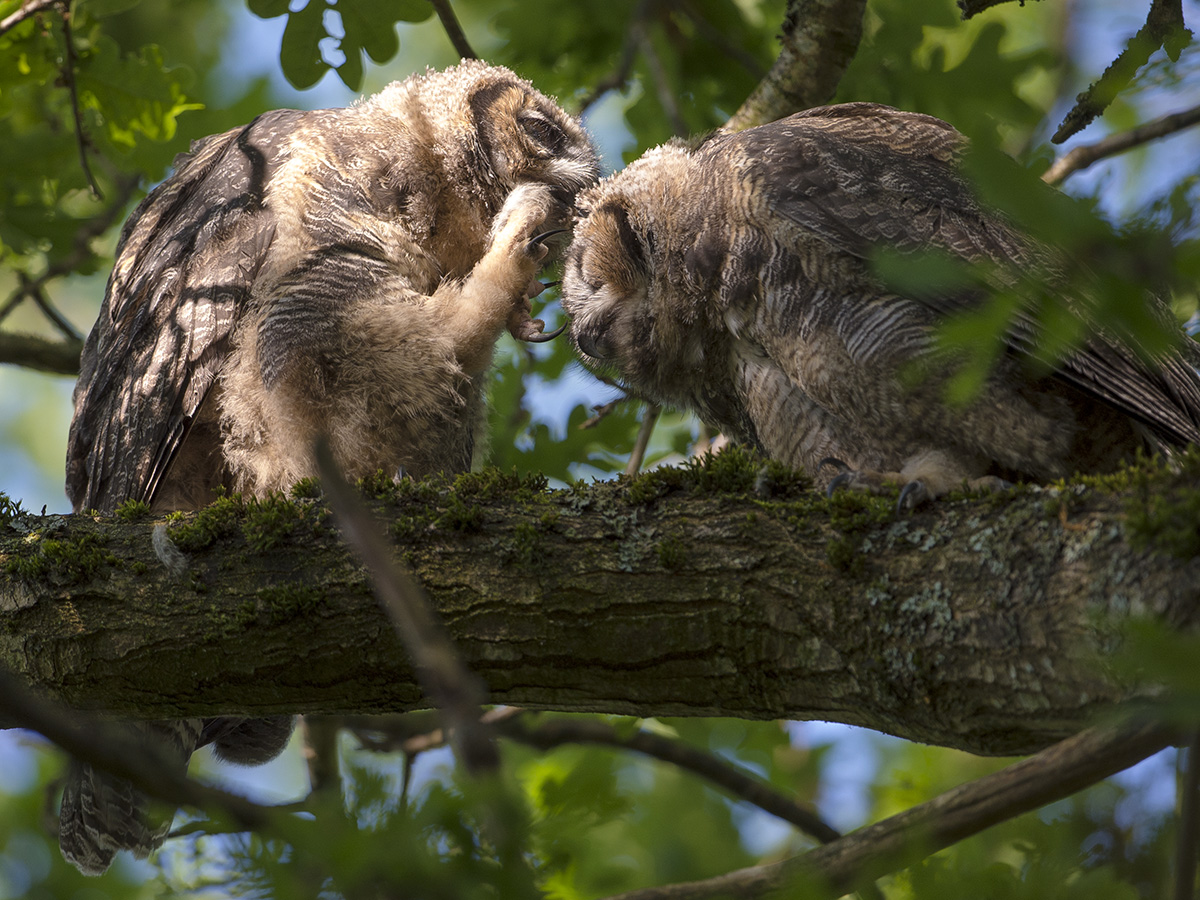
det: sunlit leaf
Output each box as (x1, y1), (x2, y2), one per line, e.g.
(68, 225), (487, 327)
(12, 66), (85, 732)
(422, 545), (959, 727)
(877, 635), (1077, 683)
(279, 0), (328, 89)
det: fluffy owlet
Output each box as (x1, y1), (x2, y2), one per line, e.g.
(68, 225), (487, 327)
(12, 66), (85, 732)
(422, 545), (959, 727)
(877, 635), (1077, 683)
(562, 103), (1200, 503)
(62, 60), (598, 874)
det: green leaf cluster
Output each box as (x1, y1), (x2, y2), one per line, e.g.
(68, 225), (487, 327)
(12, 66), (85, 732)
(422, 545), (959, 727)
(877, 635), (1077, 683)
(247, 0), (432, 90)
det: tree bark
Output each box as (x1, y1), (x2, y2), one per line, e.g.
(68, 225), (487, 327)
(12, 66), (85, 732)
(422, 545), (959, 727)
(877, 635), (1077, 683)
(1, 463), (1196, 756)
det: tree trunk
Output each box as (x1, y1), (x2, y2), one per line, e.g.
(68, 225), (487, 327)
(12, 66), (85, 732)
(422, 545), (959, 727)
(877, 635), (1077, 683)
(1, 459), (1196, 756)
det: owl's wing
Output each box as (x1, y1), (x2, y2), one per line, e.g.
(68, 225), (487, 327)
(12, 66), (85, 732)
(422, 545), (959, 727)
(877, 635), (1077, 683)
(732, 104), (1200, 449)
(66, 110), (303, 513)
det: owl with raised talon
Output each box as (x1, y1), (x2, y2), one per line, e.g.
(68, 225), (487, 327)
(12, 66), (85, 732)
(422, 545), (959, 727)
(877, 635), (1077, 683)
(62, 60), (598, 874)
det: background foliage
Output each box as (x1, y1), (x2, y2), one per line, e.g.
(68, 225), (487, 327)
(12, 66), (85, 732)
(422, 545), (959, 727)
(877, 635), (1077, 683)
(1, 0), (1198, 897)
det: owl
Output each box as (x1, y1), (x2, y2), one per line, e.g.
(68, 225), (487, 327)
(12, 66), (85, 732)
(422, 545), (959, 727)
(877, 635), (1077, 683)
(562, 103), (1200, 505)
(61, 60), (598, 874)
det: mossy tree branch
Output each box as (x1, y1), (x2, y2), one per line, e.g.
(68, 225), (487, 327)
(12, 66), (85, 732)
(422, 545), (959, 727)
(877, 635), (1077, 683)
(1, 454), (1197, 756)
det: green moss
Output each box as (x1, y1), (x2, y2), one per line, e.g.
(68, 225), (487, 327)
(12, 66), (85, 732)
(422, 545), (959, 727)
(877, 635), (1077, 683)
(624, 446), (811, 505)
(0, 493), (27, 529)
(821, 489), (894, 575)
(752, 457), (814, 496)
(5, 532), (118, 584)
(168, 494), (243, 552)
(826, 535), (865, 575)
(290, 477), (323, 500)
(114, 498), (152, 521)
(256, 582), (326, 624)
(436, 496), (483, 533)
(656, 535), (686, 571)
(391, 510), (435, 541)
(826, 489), (894, 530)
(1127, 482), (1200, 560)
(242, 493), (304, 553)
(452, 467), (550, 503)
(510, 522), (540, 566)
(356, 469), (407, 501)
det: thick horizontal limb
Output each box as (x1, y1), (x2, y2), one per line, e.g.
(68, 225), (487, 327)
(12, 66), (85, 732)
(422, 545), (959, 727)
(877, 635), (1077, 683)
(2, 462), (1196, 756)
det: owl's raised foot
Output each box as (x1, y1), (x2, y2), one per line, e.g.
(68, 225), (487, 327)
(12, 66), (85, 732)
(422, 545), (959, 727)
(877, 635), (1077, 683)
(824, 465), (930, 514)
(508, 282), (567, 343)
(513, 316), (567, 342)
(509, 277), (568, 343)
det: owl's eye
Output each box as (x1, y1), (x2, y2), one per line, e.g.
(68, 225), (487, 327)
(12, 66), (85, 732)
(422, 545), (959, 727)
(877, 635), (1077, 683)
(519, 112), (567, 154)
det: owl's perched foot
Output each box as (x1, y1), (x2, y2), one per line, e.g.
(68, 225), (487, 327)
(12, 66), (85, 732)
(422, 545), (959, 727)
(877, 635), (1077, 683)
(823, 458), (918, 513)
(822, 452), (1009, 514)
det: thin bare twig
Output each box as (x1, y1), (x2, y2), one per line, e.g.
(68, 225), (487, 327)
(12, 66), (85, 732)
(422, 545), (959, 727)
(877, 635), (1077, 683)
(59, 5), (102, 199)
(0, 171), (137, 373)
(1053, 0), (1193, 143)
(300, 716), (341, 796)
(314, 438), (498, 774)
(580, 396), (628, 429)
(624, 402), (660, 475)
(1043, 102), (1200, 185)
(0, 331), (82, 374)
(1175, 731), (1200, 900)
(347, 709), (521, 755)
(428, 0), (477, 60)
(345, 709), (882, 900)
(499, 716), (841, 844)
(20, 275), (82, 340)
(0, 0), (58, 34)
(601, 718), (1176, 900)
(0, 172), (137, 330)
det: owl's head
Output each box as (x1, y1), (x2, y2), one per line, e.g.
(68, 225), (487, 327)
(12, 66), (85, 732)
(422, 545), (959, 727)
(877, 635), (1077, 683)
(562, 143), (715, 402)
(368, 61), (599, 210)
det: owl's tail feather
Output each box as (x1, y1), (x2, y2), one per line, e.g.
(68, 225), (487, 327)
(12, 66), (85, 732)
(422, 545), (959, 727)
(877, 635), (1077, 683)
(58, 718), (202, 876)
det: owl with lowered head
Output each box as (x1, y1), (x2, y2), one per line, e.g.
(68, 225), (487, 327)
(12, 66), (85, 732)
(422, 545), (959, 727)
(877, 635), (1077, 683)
(61, 60), (598, 874)
(562, 103), (1200, 504)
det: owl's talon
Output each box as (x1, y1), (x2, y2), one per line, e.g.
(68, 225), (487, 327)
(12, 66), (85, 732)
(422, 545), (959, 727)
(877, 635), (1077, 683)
(826, 471), (854, 497)
(527, 229), (566, 252)
(521, 321), (567, 343)
(527, 280), (561, 299)
(896, 480), (928, 513)
(819, 457), (850, 473)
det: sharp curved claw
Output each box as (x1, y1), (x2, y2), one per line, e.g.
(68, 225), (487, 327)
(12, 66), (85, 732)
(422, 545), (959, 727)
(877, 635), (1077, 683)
(826, 472), (854, 498)
(541, 280), (561, 289)
(896, 480), (926, 514)
(527, 229), (567, 252)
(522, 321), (567, 343)
(819, 457), (850, 473)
